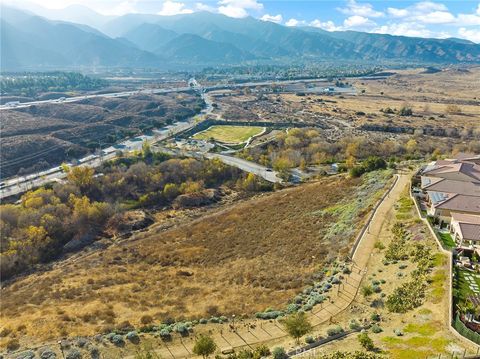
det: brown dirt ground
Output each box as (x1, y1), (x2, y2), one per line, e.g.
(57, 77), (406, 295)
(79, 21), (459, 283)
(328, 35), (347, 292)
(0, 175), (381, 347)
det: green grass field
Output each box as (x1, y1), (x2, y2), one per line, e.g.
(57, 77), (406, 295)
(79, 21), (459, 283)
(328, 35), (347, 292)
(438, 232), (455, 248)
(193, 125), (264, 143)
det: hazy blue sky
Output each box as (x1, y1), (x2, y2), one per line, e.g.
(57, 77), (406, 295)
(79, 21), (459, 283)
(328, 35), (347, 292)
(9, 0), (480, 42)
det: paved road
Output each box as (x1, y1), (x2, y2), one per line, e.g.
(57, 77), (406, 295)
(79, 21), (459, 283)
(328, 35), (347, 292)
(205, 153), (282, 183)
(0, 120), (194, 199)
(0, 76), (347, 111)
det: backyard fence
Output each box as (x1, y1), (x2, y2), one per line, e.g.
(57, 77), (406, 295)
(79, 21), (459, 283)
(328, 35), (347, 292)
(453, 313), (480, 346)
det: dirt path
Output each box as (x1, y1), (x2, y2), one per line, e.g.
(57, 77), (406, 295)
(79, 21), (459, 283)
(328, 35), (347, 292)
(113, 173), (411, 359)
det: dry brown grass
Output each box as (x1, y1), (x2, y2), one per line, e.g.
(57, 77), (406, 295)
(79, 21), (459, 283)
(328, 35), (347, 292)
(0, 175), (383, 346)
(213, 67), (480, 139)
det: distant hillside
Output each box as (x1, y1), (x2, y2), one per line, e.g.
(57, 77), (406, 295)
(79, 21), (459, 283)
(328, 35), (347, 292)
(2, 5), (480, 70)
(0, 6), (160, 70)
(158, 33), (255, 62)
(122, 23), (178, 52)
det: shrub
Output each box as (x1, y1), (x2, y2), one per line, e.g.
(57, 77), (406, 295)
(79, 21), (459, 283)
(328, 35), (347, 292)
(371, 324), (383, 333)
(40, 348), (57, 359)
(349, 320), (361, 330)
(327, 325), (344, 337)
(90, 347), (100, 359)
(6, 338), (20, 351)
(139, 325), (155, 333)
(286, 303), (300, 314)
(372, 285), (382, 293)
(272, 347), (288, 359)
(16, 350), (36, 359)
(111, 334), (125, 346)
(386, 280), (426, 313)
(126, 331), (140, 343)
(159, 328), (171, 340)
(209, 317), (220, 323)
(357, 332), (375, 351)
(175, 323), (189, 336)
(199, 318), (208, 324)
(116, 321), (134, 333)
(361, 285), (373, 297)
(370, 313), (380, 322)
(254, 344), (270, 357)
(140, 315), (153, 325)
(65, 349), (82, 359)
(374, 241), (385, 250)
(370, 299), (384, 309)
(305, 336), (315, 344)
(350, 166), (365, 178)
(399, 106), (413, 116)
(192, 334), (217, 359)
(255, 310), (284, 320)
(282, 312), (313, 344)
(394, 329), (404, 336)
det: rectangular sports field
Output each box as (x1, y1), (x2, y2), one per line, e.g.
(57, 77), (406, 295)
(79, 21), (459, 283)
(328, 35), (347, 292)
(193, 125), (264, 143)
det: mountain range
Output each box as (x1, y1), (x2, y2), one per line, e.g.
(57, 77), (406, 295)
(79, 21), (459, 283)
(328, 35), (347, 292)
(1, 4), (480, 71)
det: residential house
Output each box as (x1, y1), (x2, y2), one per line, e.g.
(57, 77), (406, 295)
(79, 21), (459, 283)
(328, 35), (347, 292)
(418, 154), (480, 250)
(450, 213), (480, 250)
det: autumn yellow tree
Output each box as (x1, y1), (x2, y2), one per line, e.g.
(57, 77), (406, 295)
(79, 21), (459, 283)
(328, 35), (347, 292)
(67, 166), (94, 189)
(406, 139), (417, 154)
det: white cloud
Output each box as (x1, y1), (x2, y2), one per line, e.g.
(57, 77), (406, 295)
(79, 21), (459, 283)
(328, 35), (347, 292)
(385, 2), (480, 26)
(414, 1), (447, 12)
(157, 1), (193, 15)
(110, 0), (139, 15)
(339, 0), (383, 18)
(458, 27), (480, 43)
(260, 13), (282, 23)
(373, 22), (433, 38)
(422, 10), (455, 24)
(195, 2), (216, 12)
(310, 19), (342, 31)
(285, 18), (305, 27)
(218, 0), (263, 18)
(343, 15), (376, 29)
(387, 8), (409, 18)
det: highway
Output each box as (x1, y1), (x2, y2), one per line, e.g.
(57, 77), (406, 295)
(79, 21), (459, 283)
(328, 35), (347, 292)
(0, 119), (195, 200)
(0, 76), (337, 111)
(0, 76), (337, 197)
(0, 87), (278, 199)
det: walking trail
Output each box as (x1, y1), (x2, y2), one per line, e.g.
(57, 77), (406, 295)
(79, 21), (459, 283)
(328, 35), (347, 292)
(120, 173), (411, 359)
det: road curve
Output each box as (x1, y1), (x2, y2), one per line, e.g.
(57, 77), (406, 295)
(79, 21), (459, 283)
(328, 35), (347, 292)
(205, 153), (282, 183)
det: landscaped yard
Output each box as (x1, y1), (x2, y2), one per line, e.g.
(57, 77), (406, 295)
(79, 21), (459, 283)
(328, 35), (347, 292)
(454, 267), (480, 304)
(193, 125), (264, 143)
(438, 232), (455, 248)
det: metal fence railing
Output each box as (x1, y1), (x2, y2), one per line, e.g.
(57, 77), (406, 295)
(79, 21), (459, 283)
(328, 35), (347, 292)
(453, 313), (480, 346)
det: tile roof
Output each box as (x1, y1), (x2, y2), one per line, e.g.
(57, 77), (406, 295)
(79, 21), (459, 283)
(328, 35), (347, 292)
(423, 161), (480, 183)
(451, 212), (480, 225)
(436, 194), (480, 214)
(424, 178), (480, 197)
(458, 223), (480, 241)
(421, 176), (443, 188)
